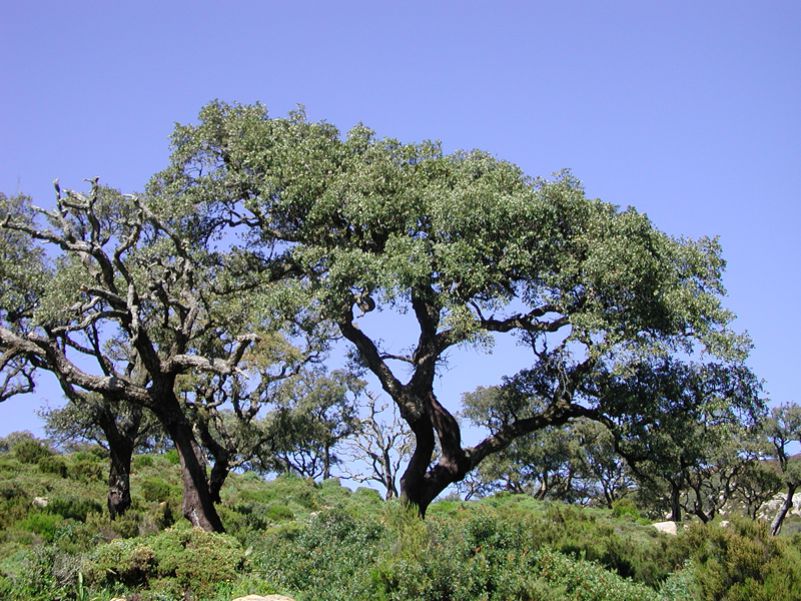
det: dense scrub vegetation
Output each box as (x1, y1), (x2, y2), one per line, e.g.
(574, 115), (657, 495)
(2, 435), (800, 601)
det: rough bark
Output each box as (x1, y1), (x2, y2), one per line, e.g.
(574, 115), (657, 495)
(106, 441), (134, 519)
(670, 481), (682, 523)
(152, 392), (224, 532)
(771, 483), (797, 536)
(95, 405), (142, 519)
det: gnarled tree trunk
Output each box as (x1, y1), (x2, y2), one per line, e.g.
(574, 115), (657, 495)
(106, 442), (135, 519)
(152, 390), (224, 532)
(96, 406), (142, 520)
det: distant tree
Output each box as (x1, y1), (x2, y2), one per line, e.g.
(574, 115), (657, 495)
(343, 392), (413, 499)
(601, 359), (764, 522)
(176, 326), (331, 502)
(157, 101), (752, 515)
(766, 402), (801, 535)
(463, 387), (633, 506)
(463, 386), (582, 500)
(258, 368), (362, 480)
(572, 419), (635, 508)
(734, 459), (782, 520)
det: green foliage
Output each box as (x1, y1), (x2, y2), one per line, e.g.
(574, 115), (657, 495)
(47, 496), (103, 522)
(677, 519), (801, 601)
(535, 547), (662, 601)
(37, 453), (68, 477)
(69, 458), (105, 482)
(258, 506), (385, 599)
(264, 503), (295, 521)
(611, 498), (644, 521)
(140, 477), (177, 503)
(84, 526), (246, 597)
(18, 512), (64, 542)
(4, 543), (81, 601)
(1, 442), (799, 600)
(13, 437), (54, 464)
(163, 449), (180, 465)
(134, 454), (154, 468)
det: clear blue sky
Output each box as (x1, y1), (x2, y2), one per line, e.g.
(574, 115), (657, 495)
(1, 1), (799, 437)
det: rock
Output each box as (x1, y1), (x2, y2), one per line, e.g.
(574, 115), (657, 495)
(232, 596), (296, 601)
(32, 496), (48, 508)
(652, 521), (677, 535)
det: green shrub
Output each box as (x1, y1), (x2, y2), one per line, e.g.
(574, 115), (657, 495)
(47, 496), (103, 522)
(85, 508), (144, 541)
(85, 526), (246, 597)
(535, 547), (661, 601)
(257, 507), (384, 600)
(659, 563), (700, 601)
(163, 449), (180, 465)
(0, 478), (25, 501)
(85, 538), (156, 586)
(5, 544), (81, 601)
(141, 477), (176, 503)
(70, 457), (104, 481)
(14, 438), (54, 464)
(18, 512), (64, 542)
(134, 454), (154, 468)
(37, 454), (68, 477)
(611, 497), (644, 521)
(677, 519), (801, 601)
(264, 503), (295, 522)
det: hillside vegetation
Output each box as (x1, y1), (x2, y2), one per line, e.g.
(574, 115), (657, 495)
(1, 434), (800, 601)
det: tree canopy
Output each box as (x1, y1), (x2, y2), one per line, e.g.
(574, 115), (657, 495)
(147, 100), (754, 514)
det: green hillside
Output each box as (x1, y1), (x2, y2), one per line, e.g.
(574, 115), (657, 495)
(1, 435), (800, 601)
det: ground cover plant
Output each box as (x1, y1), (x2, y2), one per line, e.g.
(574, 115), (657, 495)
(1, 438), (800, 600)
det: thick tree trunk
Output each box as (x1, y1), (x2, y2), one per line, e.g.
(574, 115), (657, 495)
(97, 408), (139, 520)
(152, 394), (224, 532)
(771, 483), (797, 536)
(170, 421), (224, 532)
(107, 443), (134, 519)
(399, 415), (436, 515)
(399, 397), (470, 517)
(670, 483), (682, 523)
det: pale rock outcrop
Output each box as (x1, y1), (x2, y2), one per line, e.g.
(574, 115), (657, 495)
(652, 521), (677, 535)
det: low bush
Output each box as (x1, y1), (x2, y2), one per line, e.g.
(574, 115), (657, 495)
(69, 457), (104, 482)
(14, 438), (54, 464)
(47, 496), (102, 522)
(4, 543), (81, 601)
(677, 518), (801, 601)
(84, 525), (246, 597)
(18, 512), (64, 543)
(534, 547), (661, 601)
(37, 454), (68, 478)
(141, 477), (178, 503)
(133, 454), (154, 468)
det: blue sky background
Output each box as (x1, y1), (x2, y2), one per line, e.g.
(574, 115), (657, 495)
(1, 1), (799, 438)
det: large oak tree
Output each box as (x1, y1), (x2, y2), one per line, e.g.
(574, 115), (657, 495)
(155, 101), (755, 515)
